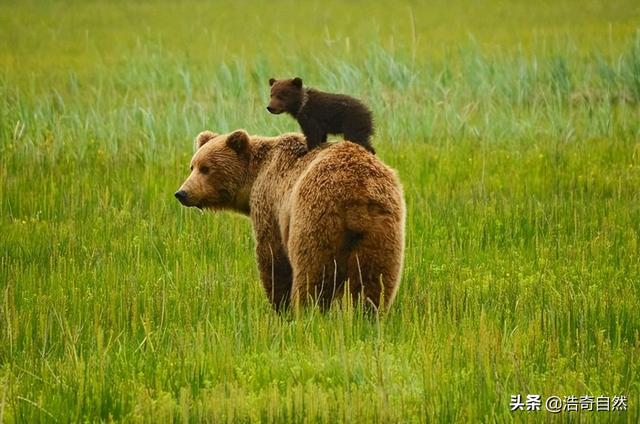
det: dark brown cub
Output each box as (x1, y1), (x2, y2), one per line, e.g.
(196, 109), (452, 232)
(267, 77), (375, 154)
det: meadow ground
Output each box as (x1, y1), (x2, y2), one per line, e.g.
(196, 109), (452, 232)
(1, 0), (640, 422)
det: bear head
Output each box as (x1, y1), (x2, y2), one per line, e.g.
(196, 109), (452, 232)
(267, 77), (304, 115)
(175, 130), (251, 213)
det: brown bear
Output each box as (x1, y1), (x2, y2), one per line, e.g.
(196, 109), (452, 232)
(267, 77), (376, 154)
(175, 130), (404, 312)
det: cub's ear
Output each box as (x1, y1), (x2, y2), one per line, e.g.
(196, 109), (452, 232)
(269, 78), (276, 86)
(226, 130), (250, 154)
(292, 77), (303, 88)
(195, 131), (218, 149)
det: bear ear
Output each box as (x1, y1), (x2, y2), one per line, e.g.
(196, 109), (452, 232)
(292, 77), (303, 88)
(269, 78), (276, 86)
(226, 130), (250, 154)
(195, 131), (218, 149)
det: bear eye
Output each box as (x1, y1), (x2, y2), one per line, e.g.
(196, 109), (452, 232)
(199, 165), (210, 174)
(190, 165), (193, 171)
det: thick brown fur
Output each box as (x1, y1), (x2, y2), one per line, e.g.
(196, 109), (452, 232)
(267, 77), (376, 154)
(175, 130), (405, 312)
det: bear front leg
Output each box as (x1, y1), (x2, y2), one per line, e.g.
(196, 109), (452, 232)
(299, 118), (327, 151)
(255, 243), (293, 311)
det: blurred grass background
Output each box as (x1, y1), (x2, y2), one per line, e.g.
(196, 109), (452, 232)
(1, 0), (640, 421)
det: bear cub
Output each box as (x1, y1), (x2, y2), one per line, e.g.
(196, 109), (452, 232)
(267, 77), (375, 154)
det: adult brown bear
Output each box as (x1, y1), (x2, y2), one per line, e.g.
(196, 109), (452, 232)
(175, 130), (405, 312)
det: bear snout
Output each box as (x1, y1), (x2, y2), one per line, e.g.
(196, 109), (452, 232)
(174, 190), (189, 205)
(266, 106), (281, 114)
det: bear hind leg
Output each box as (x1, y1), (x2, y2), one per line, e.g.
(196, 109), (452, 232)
(344, 226), (402, 312)
(288, 217), (349, 309)
(343, 127), (375, 154)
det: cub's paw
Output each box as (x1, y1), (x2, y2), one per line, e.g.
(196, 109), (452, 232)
(292, 142), (309, 157)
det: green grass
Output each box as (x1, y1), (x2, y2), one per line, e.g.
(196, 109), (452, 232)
(1, 0), (639, 421)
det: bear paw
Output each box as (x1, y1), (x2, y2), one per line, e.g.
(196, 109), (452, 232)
(292, 143), (309, 157)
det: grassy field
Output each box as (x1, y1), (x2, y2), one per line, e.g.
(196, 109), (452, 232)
(1, 0), (640, 421)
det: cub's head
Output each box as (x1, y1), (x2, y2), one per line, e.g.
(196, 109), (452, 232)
(175, 130), (252, 213)
(267, 77), (304, 115)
